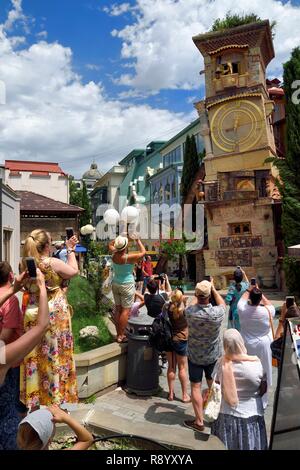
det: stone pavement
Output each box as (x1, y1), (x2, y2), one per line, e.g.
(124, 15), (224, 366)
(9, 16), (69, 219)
(65, 290), (284, 450)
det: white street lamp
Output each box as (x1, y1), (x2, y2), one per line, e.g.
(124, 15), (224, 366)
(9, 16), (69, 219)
(104, 208), (120, 225)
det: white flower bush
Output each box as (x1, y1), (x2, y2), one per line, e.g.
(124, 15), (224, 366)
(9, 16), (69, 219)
(79, 326), (100, 339)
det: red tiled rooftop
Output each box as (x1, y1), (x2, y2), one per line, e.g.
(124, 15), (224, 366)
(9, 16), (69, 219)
(5, 160), (67, 176)
(16, 191), (84, 214)
(268, 87), (284, 96)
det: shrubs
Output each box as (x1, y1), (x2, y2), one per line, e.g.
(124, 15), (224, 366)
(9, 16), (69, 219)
(68, 276), (113, 353)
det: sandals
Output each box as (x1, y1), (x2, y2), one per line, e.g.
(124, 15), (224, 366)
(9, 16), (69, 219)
(116, 336), (128, 344)
(167, 394), (175, 401)
(183, 420), (205, 432)
(182, 398), (191, 404)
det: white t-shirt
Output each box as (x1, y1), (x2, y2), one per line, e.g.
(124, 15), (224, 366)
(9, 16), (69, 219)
(216, 360), (265, 418)
(238, 298), (275, 338)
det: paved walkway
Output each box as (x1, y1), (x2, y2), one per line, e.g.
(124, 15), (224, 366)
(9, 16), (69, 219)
(64, 290), (284, 450)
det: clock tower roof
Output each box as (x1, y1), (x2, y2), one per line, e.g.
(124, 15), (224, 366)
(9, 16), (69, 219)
(193, 20), (274, 68)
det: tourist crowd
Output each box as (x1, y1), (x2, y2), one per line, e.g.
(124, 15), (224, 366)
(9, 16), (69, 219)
(109, 234), (300, 450)
(0, 230), (299, 451)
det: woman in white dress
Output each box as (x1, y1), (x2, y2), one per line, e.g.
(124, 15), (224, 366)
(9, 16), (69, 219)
(237, 287), (275, 408)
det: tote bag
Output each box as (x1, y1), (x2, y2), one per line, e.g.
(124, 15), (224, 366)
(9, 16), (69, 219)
(203, 381), (221, 423)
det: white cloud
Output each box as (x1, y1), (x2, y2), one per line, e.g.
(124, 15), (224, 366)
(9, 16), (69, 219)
(85, 63), (101, 71)
(36, 30), (48, 39)
(3, 0), (31, 35)
(0, 1), (191, 178)
(110, 0), (300, 92)
(103, 3), (132, 17)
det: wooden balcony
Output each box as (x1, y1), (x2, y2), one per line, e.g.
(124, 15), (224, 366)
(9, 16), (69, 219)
(214, 73), (249, 92)
(203, 183), (259, 204)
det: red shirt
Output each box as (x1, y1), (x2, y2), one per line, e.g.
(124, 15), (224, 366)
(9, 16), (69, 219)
(0, 290), (24, 344)
(143, 260), (153, 277)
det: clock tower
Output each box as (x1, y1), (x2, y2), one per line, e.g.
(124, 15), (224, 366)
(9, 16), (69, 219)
(193, 21), (280, 287)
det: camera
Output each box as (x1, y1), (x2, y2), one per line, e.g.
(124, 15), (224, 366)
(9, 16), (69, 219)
(286, 296), (295, 309)
(250, 278), (256, 286)
(204, 275), (211, 282)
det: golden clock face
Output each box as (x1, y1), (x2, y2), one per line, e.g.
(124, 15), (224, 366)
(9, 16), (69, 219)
(210, 99), (264, 153)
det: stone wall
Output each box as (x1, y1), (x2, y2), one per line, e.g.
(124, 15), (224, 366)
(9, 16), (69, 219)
(204, 199), (277, 287)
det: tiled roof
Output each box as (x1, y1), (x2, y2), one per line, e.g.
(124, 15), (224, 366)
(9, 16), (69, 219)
(16, 191), (84, 214)
(193, 20), (274, 67)
(5, 160), (67, 176)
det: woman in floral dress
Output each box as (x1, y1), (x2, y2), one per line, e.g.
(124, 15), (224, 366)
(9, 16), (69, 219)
(20, 229), (79, 410)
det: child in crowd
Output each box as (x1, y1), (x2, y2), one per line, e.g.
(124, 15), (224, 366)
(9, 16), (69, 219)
(17, 405), (93, 451)
(129, 291), (144, 318)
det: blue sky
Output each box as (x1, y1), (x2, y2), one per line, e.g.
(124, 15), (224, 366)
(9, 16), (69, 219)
(0, 0), (197, 114)
(0, 0), (300, 176)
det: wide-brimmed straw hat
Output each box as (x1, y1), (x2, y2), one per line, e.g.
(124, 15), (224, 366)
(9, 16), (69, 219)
(114, 235), (128, 251)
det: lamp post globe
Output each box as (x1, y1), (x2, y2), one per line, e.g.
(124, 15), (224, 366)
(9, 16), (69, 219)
(121, 206), (139, 224)
(104, 209), (120, 225)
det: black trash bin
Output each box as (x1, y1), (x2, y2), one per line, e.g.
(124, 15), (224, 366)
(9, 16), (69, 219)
(126, 314), (159, 396)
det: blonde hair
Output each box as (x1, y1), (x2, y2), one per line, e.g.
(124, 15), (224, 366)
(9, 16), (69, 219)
(22, 229), (50, 271)
(17, 423), (44, 450)
(169, 289), (185, 320)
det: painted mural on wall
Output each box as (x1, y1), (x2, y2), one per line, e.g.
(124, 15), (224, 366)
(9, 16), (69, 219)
(219, 236), (263, 249)
(216, 249), (252, 267)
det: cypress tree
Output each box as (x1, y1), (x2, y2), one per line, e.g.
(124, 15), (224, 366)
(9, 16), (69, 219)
(80, 181), (92, 226)
(181, 134), (200, 203)
(268, 47), (300, 295)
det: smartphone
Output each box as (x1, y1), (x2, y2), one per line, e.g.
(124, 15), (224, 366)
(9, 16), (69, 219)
(66, 227), (74, 240)
(251, 278), (256, 286)
(25, 257), (37, 279)
(286, 296), (295, 308)
(204, 275), (211, 282)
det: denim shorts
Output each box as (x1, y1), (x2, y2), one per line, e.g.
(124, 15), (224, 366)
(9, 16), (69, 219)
(188, 359), (216, 384)
(172, 340), (188, 357)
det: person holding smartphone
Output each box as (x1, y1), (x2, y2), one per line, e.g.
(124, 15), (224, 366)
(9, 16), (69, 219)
(0, 269), (49, 450)
(20, 229), (79, 410)
(237, 282), (275, 408)
(109, 231), (146, 343)
(225, 267), (249, 330)
(271, 296), (300, 366)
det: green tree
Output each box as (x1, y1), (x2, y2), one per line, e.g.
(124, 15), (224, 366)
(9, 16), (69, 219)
(80, 181), (92, 226)
(267, 47), (300, 296)
(211, 12), (276, 37)
(69, 177), (92, 226)
(69, 176), (82, 207)
(160, 237), (187, 281)
(181, 135), (200, 203)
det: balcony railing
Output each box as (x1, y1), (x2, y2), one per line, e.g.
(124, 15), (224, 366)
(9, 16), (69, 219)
(222, 190), (259, 201)
(214, 73), (248, 92)
(204, 183), (259, 203)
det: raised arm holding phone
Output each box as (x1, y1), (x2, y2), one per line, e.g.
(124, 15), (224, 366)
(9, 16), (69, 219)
(109, 232), (146, 343)
(20, 229), (79, 410)
(0, 269), (49, 450)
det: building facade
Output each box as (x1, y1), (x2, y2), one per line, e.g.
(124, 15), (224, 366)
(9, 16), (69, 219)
(75, 163), (103, 195)
(149, 119), (204, 230)
(5, 160), (69, 204)
(90, 165), (127, 238)
(0, 165), (20, 274)
(193, 20), (280, 288)
(17, 191), (83, 244)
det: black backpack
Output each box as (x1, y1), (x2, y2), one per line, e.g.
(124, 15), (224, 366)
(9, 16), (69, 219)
(148, 309), (173, 353)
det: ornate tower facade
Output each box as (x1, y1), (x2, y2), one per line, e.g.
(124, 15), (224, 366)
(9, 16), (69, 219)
(193, 21), (279, 287)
